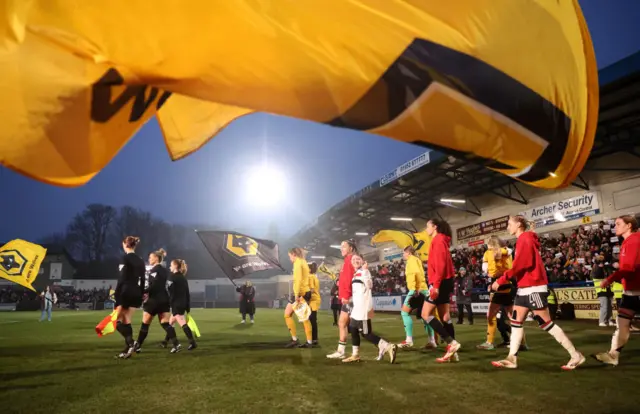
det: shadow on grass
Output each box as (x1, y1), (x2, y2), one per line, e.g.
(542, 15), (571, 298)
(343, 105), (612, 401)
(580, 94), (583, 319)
(233, 323), (254, 330)
(0, 382), (55, 392)
(0, 364), (118, 382)
(215, 341), (289, 351)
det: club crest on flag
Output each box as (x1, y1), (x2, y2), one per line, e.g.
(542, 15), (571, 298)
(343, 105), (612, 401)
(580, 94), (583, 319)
(0, 249), (27, 278)
(224, 234), (259, 258)
(0, 240), (47, 291)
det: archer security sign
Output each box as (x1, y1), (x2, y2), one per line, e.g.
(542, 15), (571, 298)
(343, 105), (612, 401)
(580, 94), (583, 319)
(373, 295), (402, 311)
(520, 192), (600, 228)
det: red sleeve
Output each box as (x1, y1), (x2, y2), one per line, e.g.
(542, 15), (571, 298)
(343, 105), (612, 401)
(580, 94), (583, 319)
(497, 236), (535, 285)
(606, 237), (640, 284)
(341, 261), (355, 300)
(432, 240), (446, 289)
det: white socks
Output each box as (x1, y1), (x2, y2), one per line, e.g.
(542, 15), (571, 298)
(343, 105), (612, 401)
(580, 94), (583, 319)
(338, 342), (346, 354)
(548, 323), (579, 359)
(508, 324), (524, 357)
(611, 317), (631, 357)
(352, 346), (359, 356)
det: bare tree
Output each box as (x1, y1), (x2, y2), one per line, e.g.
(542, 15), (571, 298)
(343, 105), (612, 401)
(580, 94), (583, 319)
(65, 204), (116, 261)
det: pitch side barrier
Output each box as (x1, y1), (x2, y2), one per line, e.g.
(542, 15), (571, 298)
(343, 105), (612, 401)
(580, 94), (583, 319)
(371, 281), (610, 320)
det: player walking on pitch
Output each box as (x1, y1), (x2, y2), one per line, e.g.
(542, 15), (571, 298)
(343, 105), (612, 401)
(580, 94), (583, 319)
(420, 219), (461, 363)
(593, 215), (640, 367)
(398, 246), (437, 349)
(342, 254), (397, 363)
(327, 240), (357, 359)
(491, 216), (584, 370)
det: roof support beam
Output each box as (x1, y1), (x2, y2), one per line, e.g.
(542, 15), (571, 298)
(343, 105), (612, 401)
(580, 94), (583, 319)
(488, 181), (528, 205)
(571, 174), (590, 191)
(436, 198), (481, 216)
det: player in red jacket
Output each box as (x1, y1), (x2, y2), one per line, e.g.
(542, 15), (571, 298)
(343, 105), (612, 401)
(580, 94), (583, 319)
(594, 215), (640, 367)
(326, 239), (357, 359)
(491, 215), (585, 370)
(420, 218), (461, 363)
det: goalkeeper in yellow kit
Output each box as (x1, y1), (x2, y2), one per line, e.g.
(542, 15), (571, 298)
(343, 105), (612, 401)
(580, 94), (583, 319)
(283, 247), (314, 348)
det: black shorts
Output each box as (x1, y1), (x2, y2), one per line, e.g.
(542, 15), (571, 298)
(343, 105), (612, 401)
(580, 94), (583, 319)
(289, 291), (312, 304)
(341, 303), (353, 314)
(172, 306), (188, 316)
(119, 290), (143, 309)
(427, 278), (454, 305)
(514, 291), (549, 311)
(349, 319), (373, 334)
(491, 292), (514, 307)
(143, 300), (170, 316)
(407, 292), (426, 310)
(619, 295), (640, 314)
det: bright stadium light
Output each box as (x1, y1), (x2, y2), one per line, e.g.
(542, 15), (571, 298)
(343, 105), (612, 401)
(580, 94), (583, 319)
(330, 244), (341, 249)
(390, 217), (412, 222)
(355, 232), (369, 236)
(310, 255), (325, 259)
(440, 198), (466, 204)
(554, 212), (567, 222)
(244, 163), (287, 207)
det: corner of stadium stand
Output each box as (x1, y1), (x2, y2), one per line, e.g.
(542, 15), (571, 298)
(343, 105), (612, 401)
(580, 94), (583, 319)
(291, 51), (640, 258)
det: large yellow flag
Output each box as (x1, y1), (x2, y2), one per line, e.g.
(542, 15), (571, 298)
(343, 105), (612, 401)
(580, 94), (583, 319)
(0, 0), (597, 188)
(0, 239), (46, 291)
(372, 230), (432, 261)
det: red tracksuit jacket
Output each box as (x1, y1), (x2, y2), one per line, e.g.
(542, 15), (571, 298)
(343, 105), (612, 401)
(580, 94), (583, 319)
(497, 231), (548, 288)
(427, 233), (454, 289)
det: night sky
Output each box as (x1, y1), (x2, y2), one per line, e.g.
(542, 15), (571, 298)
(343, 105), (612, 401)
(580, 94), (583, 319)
(2, 0), (639, 242)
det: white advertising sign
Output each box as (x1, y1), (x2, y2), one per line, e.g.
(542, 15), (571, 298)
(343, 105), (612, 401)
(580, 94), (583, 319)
(471, 303), (489, 314)
(379, 152), (430, 186)
(519, 192), (600, 228)
(373, 296), (403, 311)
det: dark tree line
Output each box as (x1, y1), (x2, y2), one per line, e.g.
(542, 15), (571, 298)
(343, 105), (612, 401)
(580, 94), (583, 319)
(39, 204), (206, 261)
(39, 204), (288, 279)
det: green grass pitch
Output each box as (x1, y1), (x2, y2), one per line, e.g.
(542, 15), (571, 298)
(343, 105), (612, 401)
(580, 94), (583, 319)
(0, 309), (638, 414)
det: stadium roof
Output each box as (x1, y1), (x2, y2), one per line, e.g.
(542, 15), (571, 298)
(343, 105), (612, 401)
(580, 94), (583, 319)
(292, 51), (640, 257)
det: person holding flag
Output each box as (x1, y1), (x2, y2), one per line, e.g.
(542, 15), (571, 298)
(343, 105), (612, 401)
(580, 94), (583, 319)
(39, 286), (57, 322)
(327, 239), (357, 359)
(283, 247), (314, 348)
(236, 281), (256, 324)
(398, 246), (437, 350)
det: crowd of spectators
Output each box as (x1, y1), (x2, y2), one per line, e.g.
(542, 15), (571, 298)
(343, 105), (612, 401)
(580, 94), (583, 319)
(370, 221), (621, 295)
(0, 286), (110, 306)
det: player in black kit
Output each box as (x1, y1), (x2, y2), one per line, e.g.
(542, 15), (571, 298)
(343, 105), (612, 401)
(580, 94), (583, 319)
(134, 248), (177, 353)
(115, 236), (146, 359)
(168, 259), (197, 352)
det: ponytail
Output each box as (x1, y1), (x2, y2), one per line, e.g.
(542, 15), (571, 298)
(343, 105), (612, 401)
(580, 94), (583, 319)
(172, 259), (188, 275)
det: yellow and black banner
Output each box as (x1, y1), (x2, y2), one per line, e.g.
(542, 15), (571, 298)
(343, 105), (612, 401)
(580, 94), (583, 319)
(372, 230), (432, 261)
(0, 239), (46, 291)
(196, 231), (284, 280)
(0, 0), (597, 189)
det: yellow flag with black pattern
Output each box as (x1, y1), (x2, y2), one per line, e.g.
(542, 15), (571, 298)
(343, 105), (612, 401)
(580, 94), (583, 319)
(0, 239), (46, 291)
(0, 0), (597, 189)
